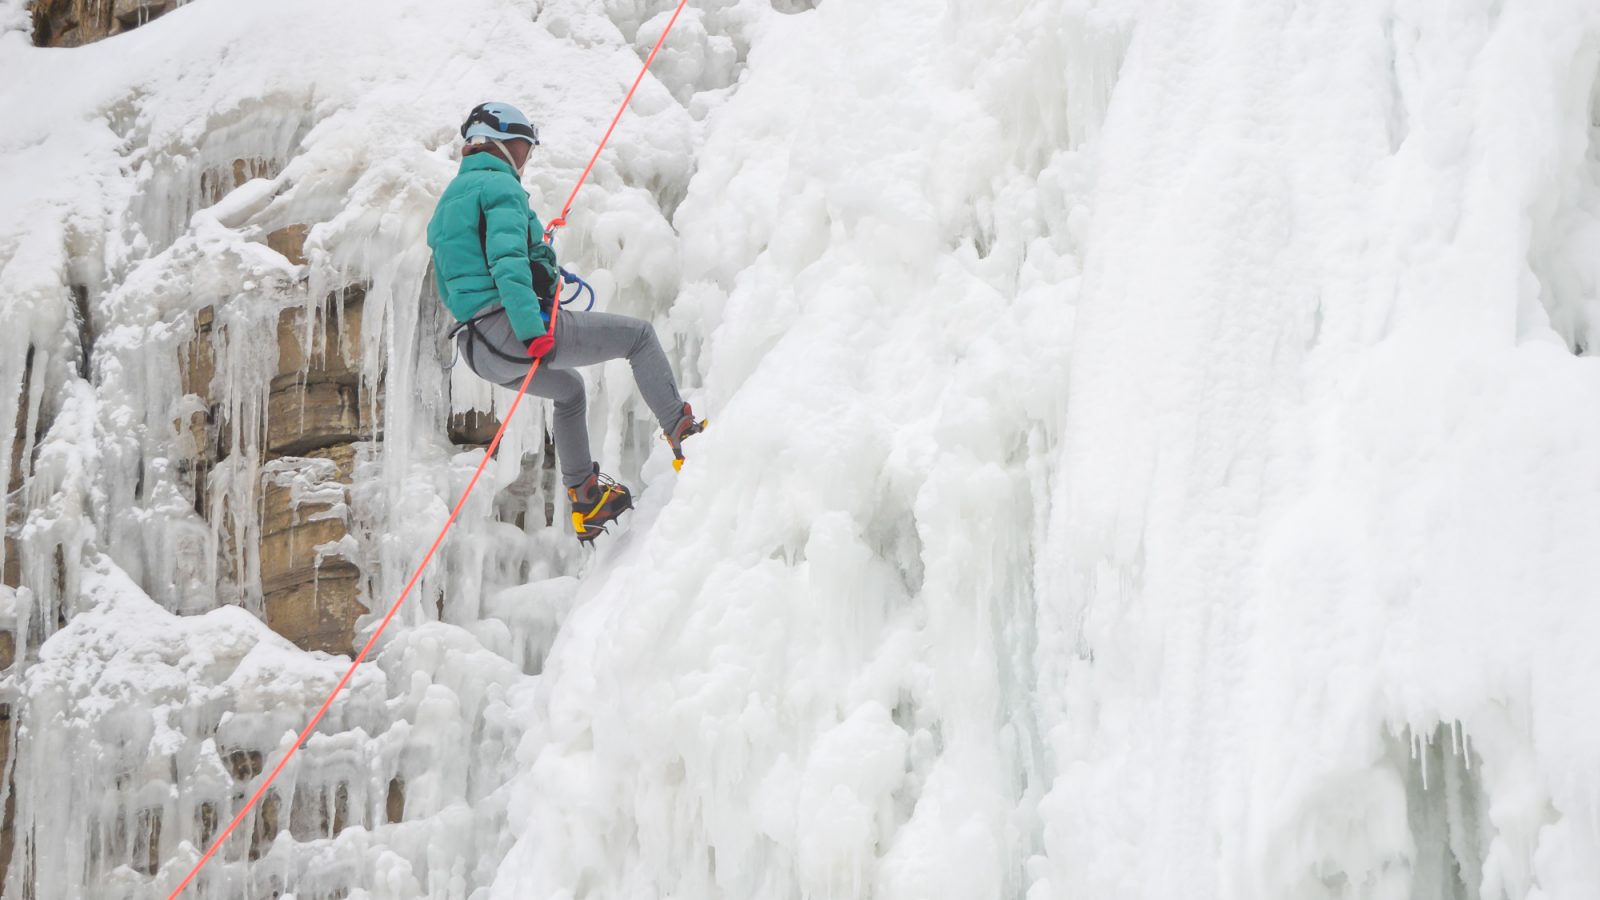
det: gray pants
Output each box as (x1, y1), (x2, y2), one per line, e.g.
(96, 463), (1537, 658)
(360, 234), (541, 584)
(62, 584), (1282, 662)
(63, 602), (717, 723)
(458, 308), (685, 488)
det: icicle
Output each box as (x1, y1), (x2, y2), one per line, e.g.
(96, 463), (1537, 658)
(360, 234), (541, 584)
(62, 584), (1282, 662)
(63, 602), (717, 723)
(1419, 728), (1430, 791)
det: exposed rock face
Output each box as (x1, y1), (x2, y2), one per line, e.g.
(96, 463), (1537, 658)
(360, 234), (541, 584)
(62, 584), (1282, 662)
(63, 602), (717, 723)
(177, 283), (374, 655)
(266, 224), (311, 266)
(29, 0), (180, 47)
(258, 289), (371, 654)
(168, 272), (518, 656)
(5, 352), (24, 499)
(268, 290), (376, 455)
(447, 409), (501, 448)
(260, 444), (363, 655)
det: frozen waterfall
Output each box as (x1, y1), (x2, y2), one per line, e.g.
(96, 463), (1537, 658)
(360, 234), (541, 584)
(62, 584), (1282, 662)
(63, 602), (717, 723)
(1, 0), (1599, 898)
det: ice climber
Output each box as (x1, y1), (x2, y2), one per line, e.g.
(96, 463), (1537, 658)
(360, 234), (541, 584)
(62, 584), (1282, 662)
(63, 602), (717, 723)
(426, 101), (704, 542)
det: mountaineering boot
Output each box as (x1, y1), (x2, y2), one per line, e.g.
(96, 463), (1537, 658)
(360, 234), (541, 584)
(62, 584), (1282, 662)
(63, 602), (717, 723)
(665, 402), (707, 472)
(567, 463), (633, 543)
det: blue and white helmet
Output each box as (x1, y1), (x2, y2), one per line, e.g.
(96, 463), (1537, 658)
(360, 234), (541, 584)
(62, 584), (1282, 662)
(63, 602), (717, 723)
(460, 101), (540, 146)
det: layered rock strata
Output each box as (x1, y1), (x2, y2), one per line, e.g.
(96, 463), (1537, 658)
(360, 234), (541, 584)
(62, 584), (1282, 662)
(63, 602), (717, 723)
(29, 0), (180, 47)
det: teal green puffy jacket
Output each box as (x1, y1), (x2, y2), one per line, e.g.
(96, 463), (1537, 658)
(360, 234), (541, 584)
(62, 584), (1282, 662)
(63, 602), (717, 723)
(426, 152), (559, 341)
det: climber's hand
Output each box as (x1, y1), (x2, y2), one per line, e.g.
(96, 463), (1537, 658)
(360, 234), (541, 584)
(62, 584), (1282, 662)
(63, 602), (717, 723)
(527, 332), (555, 360)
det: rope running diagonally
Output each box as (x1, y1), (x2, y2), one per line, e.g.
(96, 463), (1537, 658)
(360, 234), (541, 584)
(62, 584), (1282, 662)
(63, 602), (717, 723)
(166, 2), (692, 895)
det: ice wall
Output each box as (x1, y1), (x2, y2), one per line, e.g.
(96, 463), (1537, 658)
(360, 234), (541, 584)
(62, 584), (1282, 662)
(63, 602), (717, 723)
(489, 0), (1124, 895)
(1034, 2), (1600, 899)
(496, 1), (1600, 899)
(3, 0), (1600, 898)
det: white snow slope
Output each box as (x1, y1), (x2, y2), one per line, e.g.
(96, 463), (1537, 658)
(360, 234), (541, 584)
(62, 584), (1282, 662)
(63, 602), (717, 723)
(2, 0), (1600, 898)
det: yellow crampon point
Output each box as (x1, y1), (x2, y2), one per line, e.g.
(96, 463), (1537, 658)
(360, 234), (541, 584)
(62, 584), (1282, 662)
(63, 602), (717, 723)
(670, 416), (709, 472)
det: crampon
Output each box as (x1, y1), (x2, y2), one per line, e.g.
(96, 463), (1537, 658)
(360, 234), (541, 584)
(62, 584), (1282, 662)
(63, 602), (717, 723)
(567, 464), (633, 543)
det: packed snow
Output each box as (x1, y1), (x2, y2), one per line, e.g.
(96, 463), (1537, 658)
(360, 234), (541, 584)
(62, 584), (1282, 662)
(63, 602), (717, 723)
(1, 0), (1599, 898)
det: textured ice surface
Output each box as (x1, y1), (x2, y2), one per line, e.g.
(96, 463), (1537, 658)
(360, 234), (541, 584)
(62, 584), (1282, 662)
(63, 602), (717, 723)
(3, 0), (1600, 898)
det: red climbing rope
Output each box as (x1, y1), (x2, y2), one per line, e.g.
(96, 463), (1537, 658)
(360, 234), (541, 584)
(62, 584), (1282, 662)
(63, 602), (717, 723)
(167, 4), (691, 896)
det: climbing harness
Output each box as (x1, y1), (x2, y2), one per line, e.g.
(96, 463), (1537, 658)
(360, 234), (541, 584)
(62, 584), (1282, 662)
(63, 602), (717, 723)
(443, 266), (592, 370)
(166, 2), (693, 895)
(447, 306), (541, 366)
